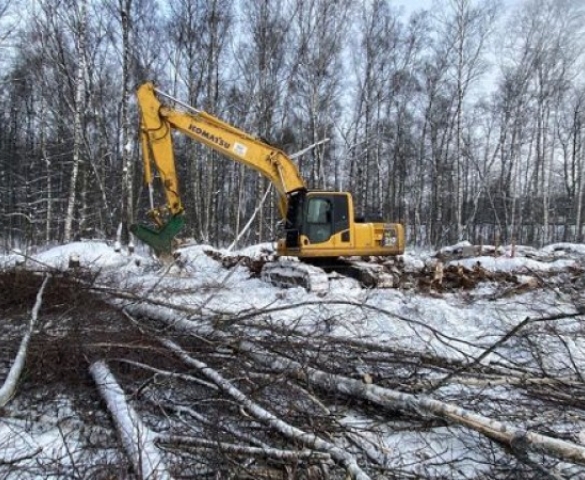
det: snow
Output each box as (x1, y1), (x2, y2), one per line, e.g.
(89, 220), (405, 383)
(0, 396), (120, 479)
(2, 239), (585, 477)
(448, 255), (577, 273)
(10, 238), (579, 366)
(3, 239), (583, 355)
(32, 240), (144, 272)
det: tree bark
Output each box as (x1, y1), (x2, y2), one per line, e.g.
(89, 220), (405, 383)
(90, 360), (173, 480)
(64, 0), (87, 243)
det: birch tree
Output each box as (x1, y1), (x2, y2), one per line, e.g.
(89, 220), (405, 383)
(235, 0), (291, 244)
(558, 88), (585, 241)
(497, 0), (584, 245)
(448, 0), (498, 240)
(118, 0), (134, 245)
(347, 1), (427, 227)
(286, 0), (351, 190)
(63, 0), (88, 243)
(0, 0), (14, 51)
(166, 0), (233, 245)
(347, 0), (400, 218)
(421, 0), (498, 244)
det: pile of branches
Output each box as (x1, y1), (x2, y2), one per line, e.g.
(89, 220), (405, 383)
(1, 268), (585, 479)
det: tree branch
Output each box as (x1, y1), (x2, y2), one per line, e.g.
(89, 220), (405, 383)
(161, 338), (372, 480)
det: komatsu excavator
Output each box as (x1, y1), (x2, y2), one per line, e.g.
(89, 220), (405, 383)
(131, 82), (405, 290)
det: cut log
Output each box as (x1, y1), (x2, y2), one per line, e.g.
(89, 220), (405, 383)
(90, 360), (172, 480)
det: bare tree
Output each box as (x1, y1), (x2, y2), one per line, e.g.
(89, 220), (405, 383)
(420, 0), (499, 245)
(165, 0), (233, 245)
(285, 0), (351, 190)
(494, 0), (584, 245)
(347, 0), (400, 218)
(346, 0), (428, 231)
(63, 0), (88, 243)
(448, 0), (499, 240)
(118, 0), (134, 245)
(233, 0), (292, 244)
(558, 87), (585, 241)
(0, 0), (14, 47)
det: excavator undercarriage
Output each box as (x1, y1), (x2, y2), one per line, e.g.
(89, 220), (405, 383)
(206, 247), (401, 294)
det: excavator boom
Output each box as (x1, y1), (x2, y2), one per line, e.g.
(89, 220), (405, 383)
(132, 82), (307, 255)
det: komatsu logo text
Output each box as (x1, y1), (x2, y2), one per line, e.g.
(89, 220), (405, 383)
(189, 125), (231, 149)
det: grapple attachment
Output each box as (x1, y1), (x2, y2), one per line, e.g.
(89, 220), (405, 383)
(130, 214), (185, 256)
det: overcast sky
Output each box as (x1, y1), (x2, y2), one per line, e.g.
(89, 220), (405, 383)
(391, 0), (523, 17)
(388, 0), (527, 95)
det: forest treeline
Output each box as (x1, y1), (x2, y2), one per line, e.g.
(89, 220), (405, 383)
(1, 0), (584, 250)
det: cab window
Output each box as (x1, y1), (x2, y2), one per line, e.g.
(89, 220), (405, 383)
(306, 198), (332, 243)
(307, 198), (331, 224)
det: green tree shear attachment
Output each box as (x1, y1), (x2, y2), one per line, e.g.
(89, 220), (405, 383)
(130, 214), (185, 256)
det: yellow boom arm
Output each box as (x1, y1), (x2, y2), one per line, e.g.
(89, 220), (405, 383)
(137, 82), (306, 221)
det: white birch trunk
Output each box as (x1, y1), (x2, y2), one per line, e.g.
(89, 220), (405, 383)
(40, 92), (52, 243)
(89, 360), (172, 480)
(120, 0), (134, 236)
(577, 138), (584, 242)
(64, 0), (87, 242)
(156, 434), (331, 462)
(0, 276), (50, 407)
(227, 185), (271, 251)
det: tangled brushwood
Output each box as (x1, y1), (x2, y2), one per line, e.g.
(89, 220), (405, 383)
(1, 255), (585, 480)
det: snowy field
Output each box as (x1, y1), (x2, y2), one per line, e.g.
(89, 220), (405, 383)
(1, 240), (585, 479)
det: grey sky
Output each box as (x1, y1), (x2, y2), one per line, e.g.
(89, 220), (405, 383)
(391, 0), (523, 17)
(388, 0), (526, 94)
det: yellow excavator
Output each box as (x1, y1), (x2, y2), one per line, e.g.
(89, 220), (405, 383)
(131, 82), (404, 285)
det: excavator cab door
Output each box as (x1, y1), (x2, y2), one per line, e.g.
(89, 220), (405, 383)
(282, 191), (352, 254)
(283, 190), (305, 248)
(302, 192), (351, 246)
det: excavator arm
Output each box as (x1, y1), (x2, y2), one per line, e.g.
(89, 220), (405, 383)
(132, 82), (306, 255)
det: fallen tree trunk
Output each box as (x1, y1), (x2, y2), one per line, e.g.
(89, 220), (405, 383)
(156, 434), (331, 462)
(124, 304), (585, 468)
(0, 275), (50, 408)
(90, 360), (172, 480)
(244, 344), (585, 467)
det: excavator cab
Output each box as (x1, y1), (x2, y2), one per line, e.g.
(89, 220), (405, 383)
(279, 190), (403, 258)
(303, 194), (350, 245)
(281, 191), (352, 256)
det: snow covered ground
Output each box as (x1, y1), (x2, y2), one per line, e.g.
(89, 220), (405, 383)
(1, 240), (585, 478)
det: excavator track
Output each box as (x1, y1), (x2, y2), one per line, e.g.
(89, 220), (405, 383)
(203, 248), (400, 293)
(260, 257), (399, 293)
(260, 259), (331, 295)
(325, 258), (397, 288)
